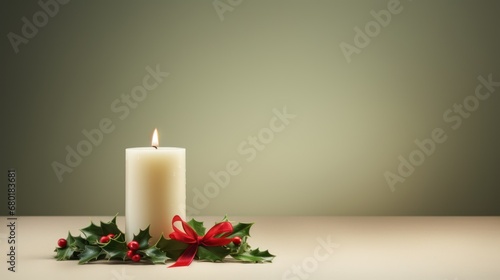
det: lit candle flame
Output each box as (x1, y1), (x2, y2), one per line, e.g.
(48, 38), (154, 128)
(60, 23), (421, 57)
(152, 128), (159, 149)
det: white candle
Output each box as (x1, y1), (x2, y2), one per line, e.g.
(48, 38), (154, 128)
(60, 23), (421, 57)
(125, 129), (186, 243)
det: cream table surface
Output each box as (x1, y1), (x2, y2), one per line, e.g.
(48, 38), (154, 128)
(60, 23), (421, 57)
(1, 216), (499, 280)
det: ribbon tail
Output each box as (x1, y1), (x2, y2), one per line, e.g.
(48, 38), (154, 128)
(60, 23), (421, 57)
(168, 244), (198, 268)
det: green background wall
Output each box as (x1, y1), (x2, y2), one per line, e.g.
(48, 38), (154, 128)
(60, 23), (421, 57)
(1, 0), (499, 216)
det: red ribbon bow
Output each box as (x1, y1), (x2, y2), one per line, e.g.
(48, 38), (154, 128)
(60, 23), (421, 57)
(168, 215), (233, 267)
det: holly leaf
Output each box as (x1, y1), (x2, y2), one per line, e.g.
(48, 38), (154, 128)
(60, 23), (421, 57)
(156, 236), (189, 260)
(100, 239), (128, 260)
(110, 232), (126, 243)
(228, 222), (253, 238)
(55, 246), (77, 260)
(100, 218), (123, 238)
(142, 246), (168, 264)
(54, 232), (87, 260)
(78, 245), (104, 264)
(196, 246), (230, 262)
(231, 248), (275, 263)
(80, 222), (103, 244)
(132, 226), (152, 250)
(70, 235), (88, 252)
(187, 218), (206, 236)
(155, 235), (170, 251)
(227, 236), (250, 255)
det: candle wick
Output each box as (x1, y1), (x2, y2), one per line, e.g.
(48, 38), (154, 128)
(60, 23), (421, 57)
(153, 146), (158, 149)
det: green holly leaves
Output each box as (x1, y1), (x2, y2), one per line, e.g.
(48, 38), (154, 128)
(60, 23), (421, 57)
(131, 226), (152, 250)
(231, 248), (275, 263)
(54, 232), (86, 261)
(187, 218), (206, 236)
(100, 238), (128, 260)
(142, 246), (169, 264)
(80, 216), (124, 245)
(156, 236), (189, 260)
(79, 245), (104, 264)
(197, 245), (230, 262)
(54, 215), (162, 264)
(54, 216), (275, 265)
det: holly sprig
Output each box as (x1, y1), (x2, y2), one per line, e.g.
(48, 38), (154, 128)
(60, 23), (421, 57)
(54, 216), (167, 264)
(54, 215), (275, 265)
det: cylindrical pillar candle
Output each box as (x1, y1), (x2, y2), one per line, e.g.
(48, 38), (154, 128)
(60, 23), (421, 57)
(125, 129), (186, 243)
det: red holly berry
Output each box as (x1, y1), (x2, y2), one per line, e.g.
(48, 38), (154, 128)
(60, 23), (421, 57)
(107, 233), (115, 239)
(57, 238), (67, 248)
(99, 236), (110, 243)
(131, 254), (141, 262)
(128, 241), (140, 251)
(127, 250), (135, 259)
(233, 236), (242, 246)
